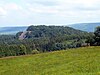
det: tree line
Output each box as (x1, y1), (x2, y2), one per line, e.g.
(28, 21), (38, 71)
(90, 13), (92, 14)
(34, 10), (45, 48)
(86, 26), (100, 46)
(0, 25), (94, 57)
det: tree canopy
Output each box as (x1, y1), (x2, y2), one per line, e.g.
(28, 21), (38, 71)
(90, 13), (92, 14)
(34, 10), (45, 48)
(0, 25), (92, 57)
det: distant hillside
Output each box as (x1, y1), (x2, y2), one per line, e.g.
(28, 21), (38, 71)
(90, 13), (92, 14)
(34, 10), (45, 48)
(1, 23), (100, 34)
(0, 25), (91, 58)
(17, 25), (88, 40)
(0, 27), (27, 35)
(69, 23), (100, 32)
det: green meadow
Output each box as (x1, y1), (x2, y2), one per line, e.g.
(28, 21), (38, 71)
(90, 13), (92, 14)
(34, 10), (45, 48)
(0, 46), (100, 75)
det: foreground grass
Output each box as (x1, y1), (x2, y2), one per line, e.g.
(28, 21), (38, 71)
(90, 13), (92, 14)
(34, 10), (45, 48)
(0, 46), (100, 75)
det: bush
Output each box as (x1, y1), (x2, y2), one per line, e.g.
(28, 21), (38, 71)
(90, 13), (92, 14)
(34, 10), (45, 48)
(32, 50), (40, 54)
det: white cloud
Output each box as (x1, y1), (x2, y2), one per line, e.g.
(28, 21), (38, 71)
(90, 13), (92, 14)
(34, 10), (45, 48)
(4, 3), (22, 11)
(0, 7), (7, 16)
(28, 3), (59, 14)
(0, 0), (100, 26)
(25, 0), (100, 17)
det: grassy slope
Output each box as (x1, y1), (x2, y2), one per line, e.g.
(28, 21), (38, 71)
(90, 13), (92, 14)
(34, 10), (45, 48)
(0, 47), (100, 75)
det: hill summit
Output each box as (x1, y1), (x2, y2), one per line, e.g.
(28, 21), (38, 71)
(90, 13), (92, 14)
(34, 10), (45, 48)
(17, 25), (88, 40)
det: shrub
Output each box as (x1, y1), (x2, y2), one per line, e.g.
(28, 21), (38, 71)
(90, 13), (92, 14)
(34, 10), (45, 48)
(32, 50), (40, 54)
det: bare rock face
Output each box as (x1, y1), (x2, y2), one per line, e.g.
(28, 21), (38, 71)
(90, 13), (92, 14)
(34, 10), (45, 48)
(19, 31), (27, 40)
(19, 31), (31, 40)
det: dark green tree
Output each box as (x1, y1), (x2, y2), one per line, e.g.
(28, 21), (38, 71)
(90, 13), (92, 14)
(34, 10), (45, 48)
(94, 26), (100, 45)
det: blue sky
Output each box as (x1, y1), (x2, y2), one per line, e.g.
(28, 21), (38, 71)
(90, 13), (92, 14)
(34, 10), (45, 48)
(0, 0), (100, 27)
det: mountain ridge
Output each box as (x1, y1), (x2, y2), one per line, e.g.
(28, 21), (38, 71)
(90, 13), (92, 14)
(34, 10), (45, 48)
(0, 22), (100, 35)
(0, 26), (27, 35)
(69, 22), (100, 32)
(17, 25), (88, 40)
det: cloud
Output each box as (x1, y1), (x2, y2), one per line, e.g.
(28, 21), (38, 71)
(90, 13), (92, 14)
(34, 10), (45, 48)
(0, 0), (100, 26)
(24, 0), (100, 16)
(0, 7), (7, 17)
(4, 3), (22, 11)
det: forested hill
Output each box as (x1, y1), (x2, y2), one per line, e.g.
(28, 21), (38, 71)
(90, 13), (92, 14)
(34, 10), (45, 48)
(17, 25), (88, 40)
(0, 25), (92, 57)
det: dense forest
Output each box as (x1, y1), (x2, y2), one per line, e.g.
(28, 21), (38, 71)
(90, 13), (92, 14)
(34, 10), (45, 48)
(0, 25), (94, 57)
(86, 26), (100, 46)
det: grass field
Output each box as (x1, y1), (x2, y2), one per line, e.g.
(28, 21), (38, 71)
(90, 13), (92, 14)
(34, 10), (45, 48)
(0, 46), (100, 75)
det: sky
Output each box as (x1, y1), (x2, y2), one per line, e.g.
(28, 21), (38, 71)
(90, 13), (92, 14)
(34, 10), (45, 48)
(0, 0), (100, 27)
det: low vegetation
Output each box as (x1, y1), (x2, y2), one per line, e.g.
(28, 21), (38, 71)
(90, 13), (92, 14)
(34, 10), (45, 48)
(0, 46), (100, 75)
